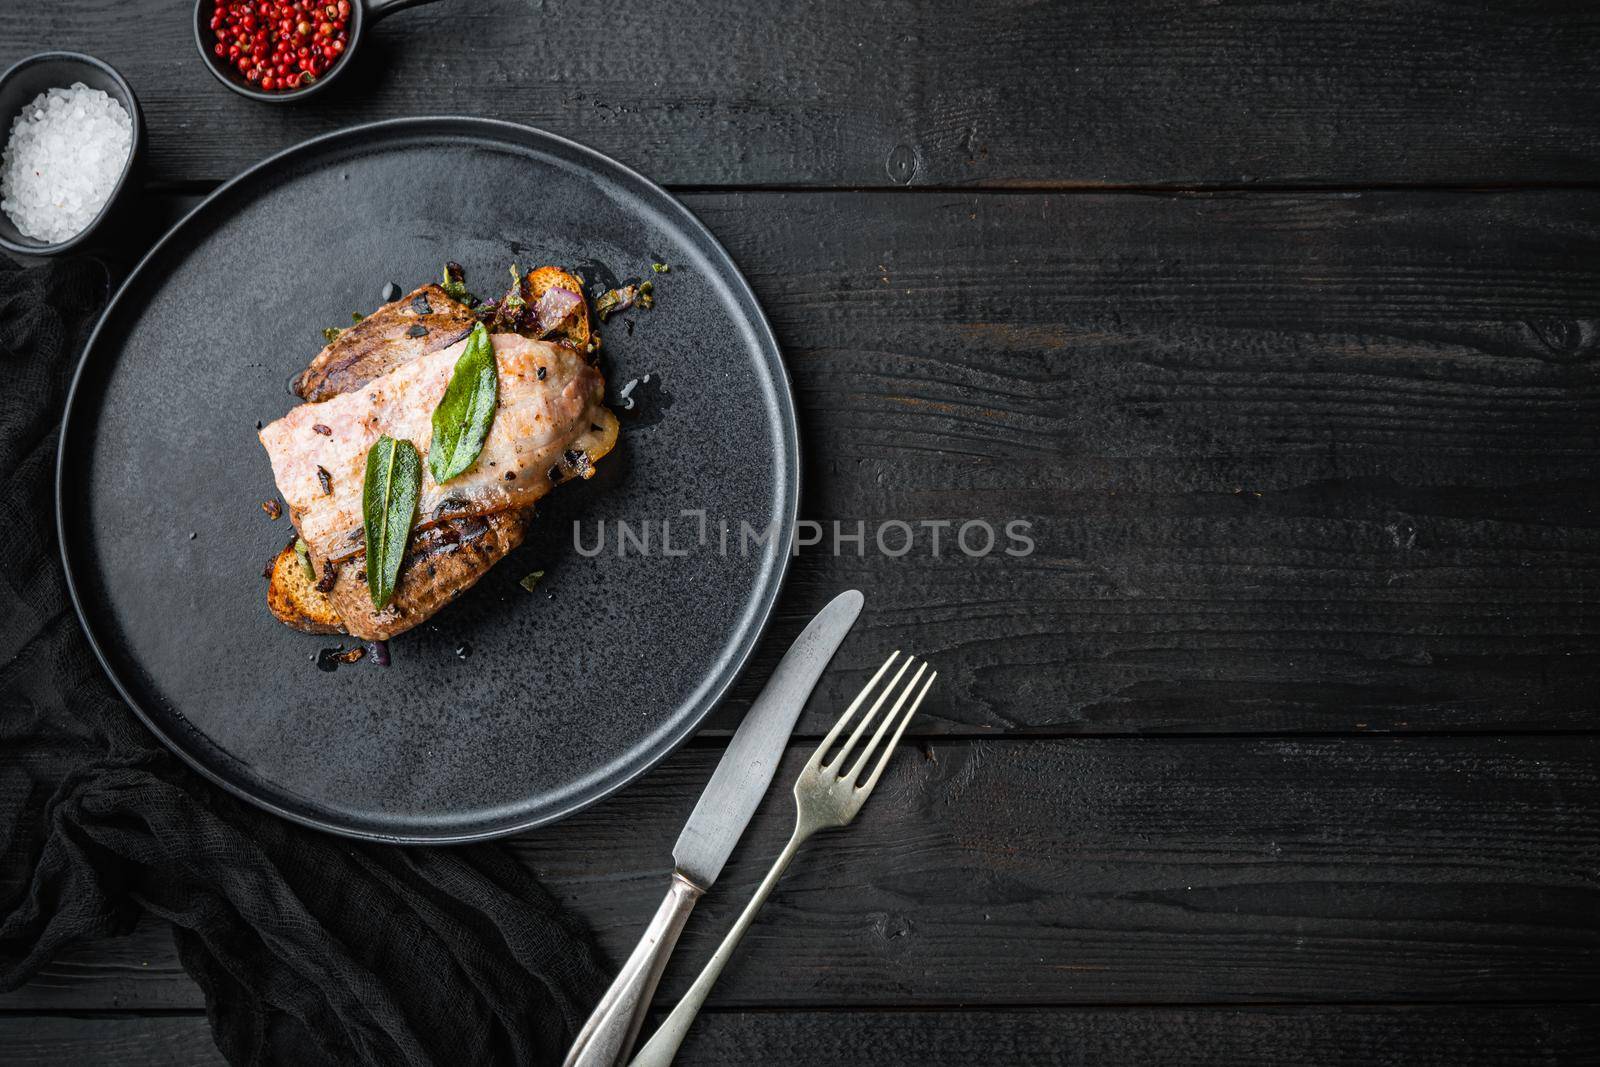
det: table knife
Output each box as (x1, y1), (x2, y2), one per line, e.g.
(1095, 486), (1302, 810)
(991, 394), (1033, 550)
(562, 589), (865, 1067)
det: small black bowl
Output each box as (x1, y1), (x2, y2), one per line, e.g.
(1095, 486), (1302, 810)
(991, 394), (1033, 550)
(0, 52), (144, 257)
(194, 0), (442, 103)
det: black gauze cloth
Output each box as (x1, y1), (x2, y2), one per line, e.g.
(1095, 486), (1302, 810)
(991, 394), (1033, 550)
(0, 256), (606, 1065)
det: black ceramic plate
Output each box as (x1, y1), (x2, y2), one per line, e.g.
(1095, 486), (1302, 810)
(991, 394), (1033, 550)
(57, 118), (797, 842)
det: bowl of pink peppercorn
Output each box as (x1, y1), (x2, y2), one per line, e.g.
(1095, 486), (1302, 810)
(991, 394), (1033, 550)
(193, 0), (442, 102)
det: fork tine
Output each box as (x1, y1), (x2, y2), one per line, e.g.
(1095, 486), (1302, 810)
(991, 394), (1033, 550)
(844, 655), (934, 780)
(824, 655), (913, 772)
(844, 661), (927, 785)
(856, 671), (936, 796)
(808, 651), (899, 769)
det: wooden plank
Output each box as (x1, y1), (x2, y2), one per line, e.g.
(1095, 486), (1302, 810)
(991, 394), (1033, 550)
(2, 1005), (1597, 1066)
(4, 2), (1600, 187)
(689, 188), (1600, 734)
(0, 914), (195, 1011)
(4, 737), (1596, 1010)
(676, 1006), (1600, 1065)
(0, 1015), (221, 1066)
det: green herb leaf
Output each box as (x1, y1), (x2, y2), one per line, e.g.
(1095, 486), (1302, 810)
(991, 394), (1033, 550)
(351, 311), (365, 323)
(362, 435), (422, 610)
(427, 322), (499, 485)
(441, 260), (477, 305)
(321, 326), (343, 343)
(651, 262), (670, 273)
(518, 570), (546, 593)
(503, 263), (527, 313)
(293, 538), (315, 583)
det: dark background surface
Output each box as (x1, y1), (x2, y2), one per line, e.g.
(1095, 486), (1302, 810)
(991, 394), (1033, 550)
(3, 1), (1598, 1063)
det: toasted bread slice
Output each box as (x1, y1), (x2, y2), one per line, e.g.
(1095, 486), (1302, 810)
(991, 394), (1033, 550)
(266, 540), (344, 635)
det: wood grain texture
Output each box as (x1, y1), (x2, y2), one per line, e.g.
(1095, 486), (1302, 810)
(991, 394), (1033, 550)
(682, 189), (1600, 734)
(3, 1005), (1597, 1066)
(5, 737), (1596, 1010)
(675, 1006), (1600, 1065)
(4, 1), (1600, 188)
(0, 914), (193, 1012)
(0, 1016), (222, 1066)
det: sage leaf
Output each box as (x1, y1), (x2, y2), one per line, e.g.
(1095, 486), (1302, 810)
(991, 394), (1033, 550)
(363, 435), (422, 610)
(441, 261), (476, 305)
(427, 322), (499, 484)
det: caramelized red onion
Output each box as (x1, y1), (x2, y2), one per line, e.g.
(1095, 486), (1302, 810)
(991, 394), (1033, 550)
(535, 286), (582, 336)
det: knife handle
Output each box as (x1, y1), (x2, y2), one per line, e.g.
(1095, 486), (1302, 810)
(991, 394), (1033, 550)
(563, 871), (704, 1067)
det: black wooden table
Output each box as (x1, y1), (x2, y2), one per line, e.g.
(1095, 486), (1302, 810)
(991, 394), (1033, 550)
(4, 3), (1599, 1063)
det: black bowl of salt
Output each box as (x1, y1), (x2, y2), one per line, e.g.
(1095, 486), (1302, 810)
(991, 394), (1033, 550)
(0, 52), (144, 258)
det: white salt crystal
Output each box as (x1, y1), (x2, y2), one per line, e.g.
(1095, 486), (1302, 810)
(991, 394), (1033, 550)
(0, 82), (132, 244)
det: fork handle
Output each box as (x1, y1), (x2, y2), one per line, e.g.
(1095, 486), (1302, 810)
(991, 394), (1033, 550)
(630, 825), (814, 1067)
(564, 871), (704, 1067)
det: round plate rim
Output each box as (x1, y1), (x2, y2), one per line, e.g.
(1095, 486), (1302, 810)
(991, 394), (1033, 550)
(55, 116), (799, 844)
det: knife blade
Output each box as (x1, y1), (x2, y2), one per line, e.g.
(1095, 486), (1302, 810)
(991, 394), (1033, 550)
(563, 588), (864, 1067)
(673, 587), (864, 887)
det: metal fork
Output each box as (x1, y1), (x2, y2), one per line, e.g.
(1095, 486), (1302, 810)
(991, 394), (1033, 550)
(630, 651), (936, 1067)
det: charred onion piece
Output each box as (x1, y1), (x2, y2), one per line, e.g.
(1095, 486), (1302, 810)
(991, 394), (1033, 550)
(594, 285), (636, 321)
(535, 286), (582, 337)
